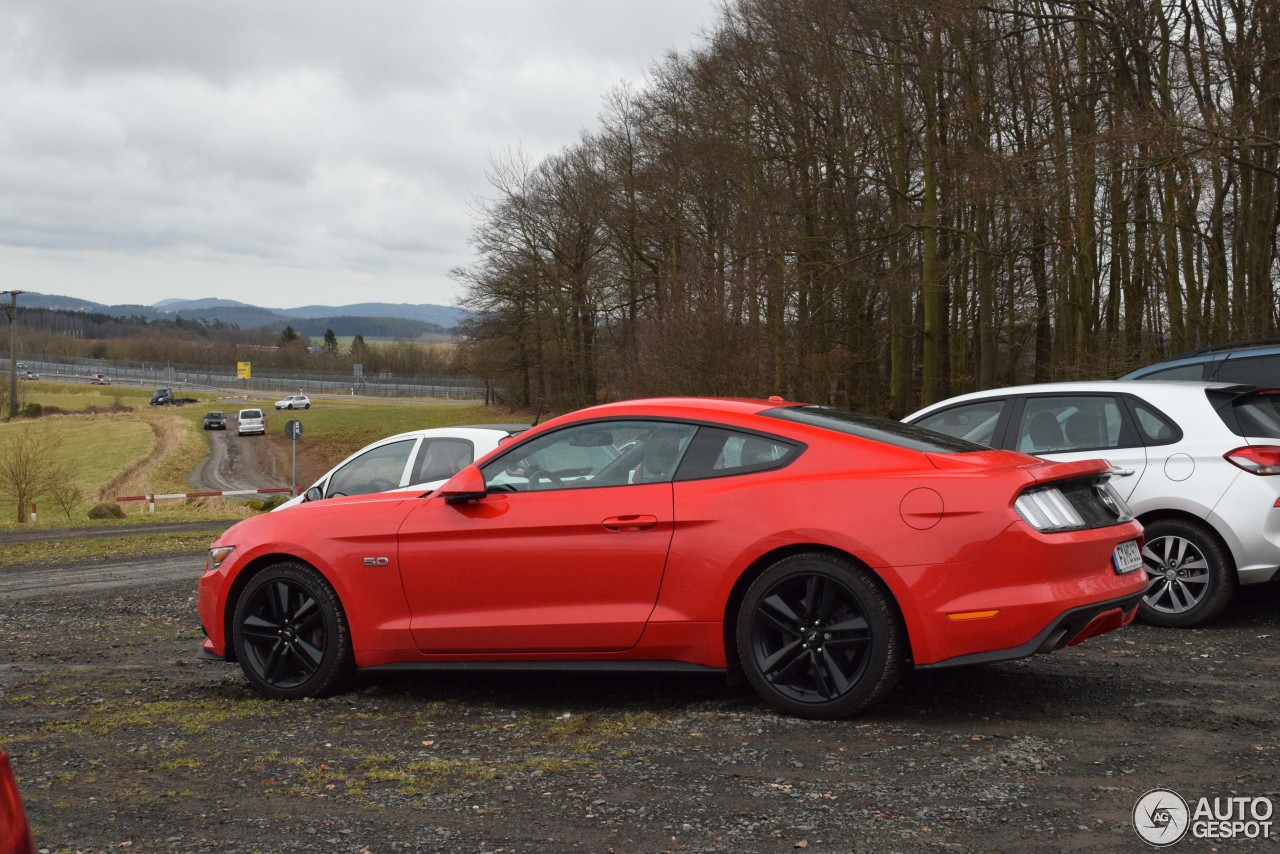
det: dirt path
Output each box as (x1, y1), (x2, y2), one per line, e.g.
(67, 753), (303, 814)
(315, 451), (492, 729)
(187, 428), (289, 493)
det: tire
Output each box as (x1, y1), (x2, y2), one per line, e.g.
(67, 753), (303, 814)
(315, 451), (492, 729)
(736, 553), (905, 719)
(304, 403), (310, 409)
(1138, 519), (1235, 627)
(232, 562), (355, 699)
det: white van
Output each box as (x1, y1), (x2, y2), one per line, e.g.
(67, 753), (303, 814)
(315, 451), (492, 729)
(237, 408), (266, 436)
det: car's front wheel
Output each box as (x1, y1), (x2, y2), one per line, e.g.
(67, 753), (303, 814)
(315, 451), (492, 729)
(232, 562), (355, 699)
(736, 553), (905, 719)
(1138, 519), (1234, 627)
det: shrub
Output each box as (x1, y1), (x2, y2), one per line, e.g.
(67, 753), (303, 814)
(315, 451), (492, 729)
(87, 502), (126, 520)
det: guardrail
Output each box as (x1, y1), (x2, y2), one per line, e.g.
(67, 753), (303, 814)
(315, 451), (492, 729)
(115, 487), (295, 513)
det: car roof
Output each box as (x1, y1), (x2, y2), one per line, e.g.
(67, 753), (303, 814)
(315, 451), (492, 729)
(906, 380), (1261, 418)
(551, 397), (786, 422)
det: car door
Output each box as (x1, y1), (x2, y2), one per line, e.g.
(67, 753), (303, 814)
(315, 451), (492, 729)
(1007, 394), (1148, 499)
(395, 420), (696, 653)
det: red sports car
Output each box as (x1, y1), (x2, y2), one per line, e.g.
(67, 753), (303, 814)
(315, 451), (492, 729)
(197, 397), (1147, 719)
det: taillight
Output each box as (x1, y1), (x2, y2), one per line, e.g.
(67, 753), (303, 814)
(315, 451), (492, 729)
(1224, 446), (1280, 475)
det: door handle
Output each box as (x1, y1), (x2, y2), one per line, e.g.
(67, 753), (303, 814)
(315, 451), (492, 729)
(1109, 466), (1136, 477)
(602, 514), (658, 532)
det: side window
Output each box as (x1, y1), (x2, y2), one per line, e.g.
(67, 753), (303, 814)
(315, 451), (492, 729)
(1016, 396), (1124, 454)
(326, 439), (417, 498)
(1130, 401), (1179, 444)
(413, 438), (475, 483)
(913, 400), (1005, 447)
(1135, 364), (1205, 381)
(482, 421), (697, 492)
(674, 427), (801, 480)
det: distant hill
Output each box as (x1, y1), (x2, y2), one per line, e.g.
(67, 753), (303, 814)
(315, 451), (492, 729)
(19, 292), (469, 336)
(280, 302), (469, 329)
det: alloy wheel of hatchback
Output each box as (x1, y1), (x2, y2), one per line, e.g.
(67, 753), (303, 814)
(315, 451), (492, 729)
(232, 562), (354, 699)
(1138, 519), (1234, 628)
(737, 553), (904, 719)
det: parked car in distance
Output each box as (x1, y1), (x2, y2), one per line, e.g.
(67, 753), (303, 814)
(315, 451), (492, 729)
(906, 381), (1280, 627)
(1122, 338), (1280, 385)
(20, 371), (38, 380)
(150, 387), (198, 406)
(236, 408), (266, 436)
(200, 397), (1144, 719)
(274, 424), (527, 511)
(203, 411), (228, 430)
(91, 374), (111, 384)
(274, 394), (311, 410)
(15, 362), (25, 369)
(0, 751), (34, 854)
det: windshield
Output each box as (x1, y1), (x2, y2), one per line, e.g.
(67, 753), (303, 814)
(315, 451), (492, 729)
(763, 405), (987, 453)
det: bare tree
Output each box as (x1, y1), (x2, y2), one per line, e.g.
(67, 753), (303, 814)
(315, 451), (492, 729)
(0, 425), (58, 523)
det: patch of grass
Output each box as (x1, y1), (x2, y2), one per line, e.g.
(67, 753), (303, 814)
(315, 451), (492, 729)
(0, 529), (228, 568)
(41, 696), (283, 737)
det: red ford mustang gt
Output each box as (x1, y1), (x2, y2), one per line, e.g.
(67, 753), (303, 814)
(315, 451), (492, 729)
(198, 397), (1146, 719)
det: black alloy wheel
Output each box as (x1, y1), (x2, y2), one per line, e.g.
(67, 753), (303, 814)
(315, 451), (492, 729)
(232, 562), (354, 699)
(737, 553), (904, 719)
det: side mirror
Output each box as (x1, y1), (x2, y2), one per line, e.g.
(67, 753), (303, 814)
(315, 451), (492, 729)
(305, 486), (323, 503)
(438, 465), (487, 505)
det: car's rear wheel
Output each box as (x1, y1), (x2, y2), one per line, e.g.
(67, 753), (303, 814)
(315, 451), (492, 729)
(1138, 519), (1234, 627)
(737, 553), (904, 719)
(232, 562), (354, 699)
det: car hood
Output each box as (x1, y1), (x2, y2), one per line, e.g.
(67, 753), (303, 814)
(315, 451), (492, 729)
(214, 490), (431, 548)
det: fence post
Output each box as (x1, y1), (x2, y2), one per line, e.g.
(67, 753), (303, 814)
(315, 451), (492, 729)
(148, 494), (155, 514)
(29, 503), (35, 525)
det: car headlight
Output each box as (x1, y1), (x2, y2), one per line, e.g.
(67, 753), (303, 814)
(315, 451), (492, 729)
(208, 546), (236, 570)
(1015, 486), (1086, 532)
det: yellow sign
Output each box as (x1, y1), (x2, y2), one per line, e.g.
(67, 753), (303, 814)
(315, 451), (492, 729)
(237, 361), (252, 379)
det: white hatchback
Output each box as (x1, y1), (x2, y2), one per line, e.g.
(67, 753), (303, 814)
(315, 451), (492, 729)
(274, 394), (311, 410)
(906, 381), (1280, 627)
(274, 424), (526, 511)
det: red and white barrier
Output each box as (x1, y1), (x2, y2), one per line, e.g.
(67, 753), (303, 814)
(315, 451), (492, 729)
(116, 487), (294, 513)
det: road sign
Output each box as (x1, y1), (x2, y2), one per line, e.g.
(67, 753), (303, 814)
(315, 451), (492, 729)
(284, 419), (303, 439)
(237, 361), (252, 379)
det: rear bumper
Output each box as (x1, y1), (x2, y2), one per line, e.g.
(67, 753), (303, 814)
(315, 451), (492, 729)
(917, 589), (1145, 669)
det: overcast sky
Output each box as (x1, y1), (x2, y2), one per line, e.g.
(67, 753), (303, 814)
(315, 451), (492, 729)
(0, 0), (721, 310)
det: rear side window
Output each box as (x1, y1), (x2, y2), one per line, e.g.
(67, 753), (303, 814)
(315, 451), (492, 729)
(1224, 391), (1280, 438)
(764, 405), (985, 453)
(1134, 363), (1205, 381)
(1214, 355), (1280, 386)
(674, 427), (801, 480)
(1129, 400), (1180, 444)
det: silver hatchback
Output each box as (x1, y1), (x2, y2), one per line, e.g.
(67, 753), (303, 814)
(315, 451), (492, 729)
(907, 381), (1280, 627)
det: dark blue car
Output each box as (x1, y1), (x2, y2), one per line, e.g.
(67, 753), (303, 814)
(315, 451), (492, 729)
(1122, 338), (1280, 386)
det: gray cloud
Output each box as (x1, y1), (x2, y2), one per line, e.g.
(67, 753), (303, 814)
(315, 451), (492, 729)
(0, 0), (719, 307)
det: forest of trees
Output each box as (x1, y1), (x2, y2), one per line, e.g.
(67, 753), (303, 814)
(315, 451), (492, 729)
(456, 0), (1280, 416)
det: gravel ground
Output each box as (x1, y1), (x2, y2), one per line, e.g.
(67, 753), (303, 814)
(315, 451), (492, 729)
(2, 559), (1279, 853)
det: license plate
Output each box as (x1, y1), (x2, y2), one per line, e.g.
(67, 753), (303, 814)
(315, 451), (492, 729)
(1112, 539), (1143, 575)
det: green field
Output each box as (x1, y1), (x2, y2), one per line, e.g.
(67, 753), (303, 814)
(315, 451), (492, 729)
(0, 379), (515, 538)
